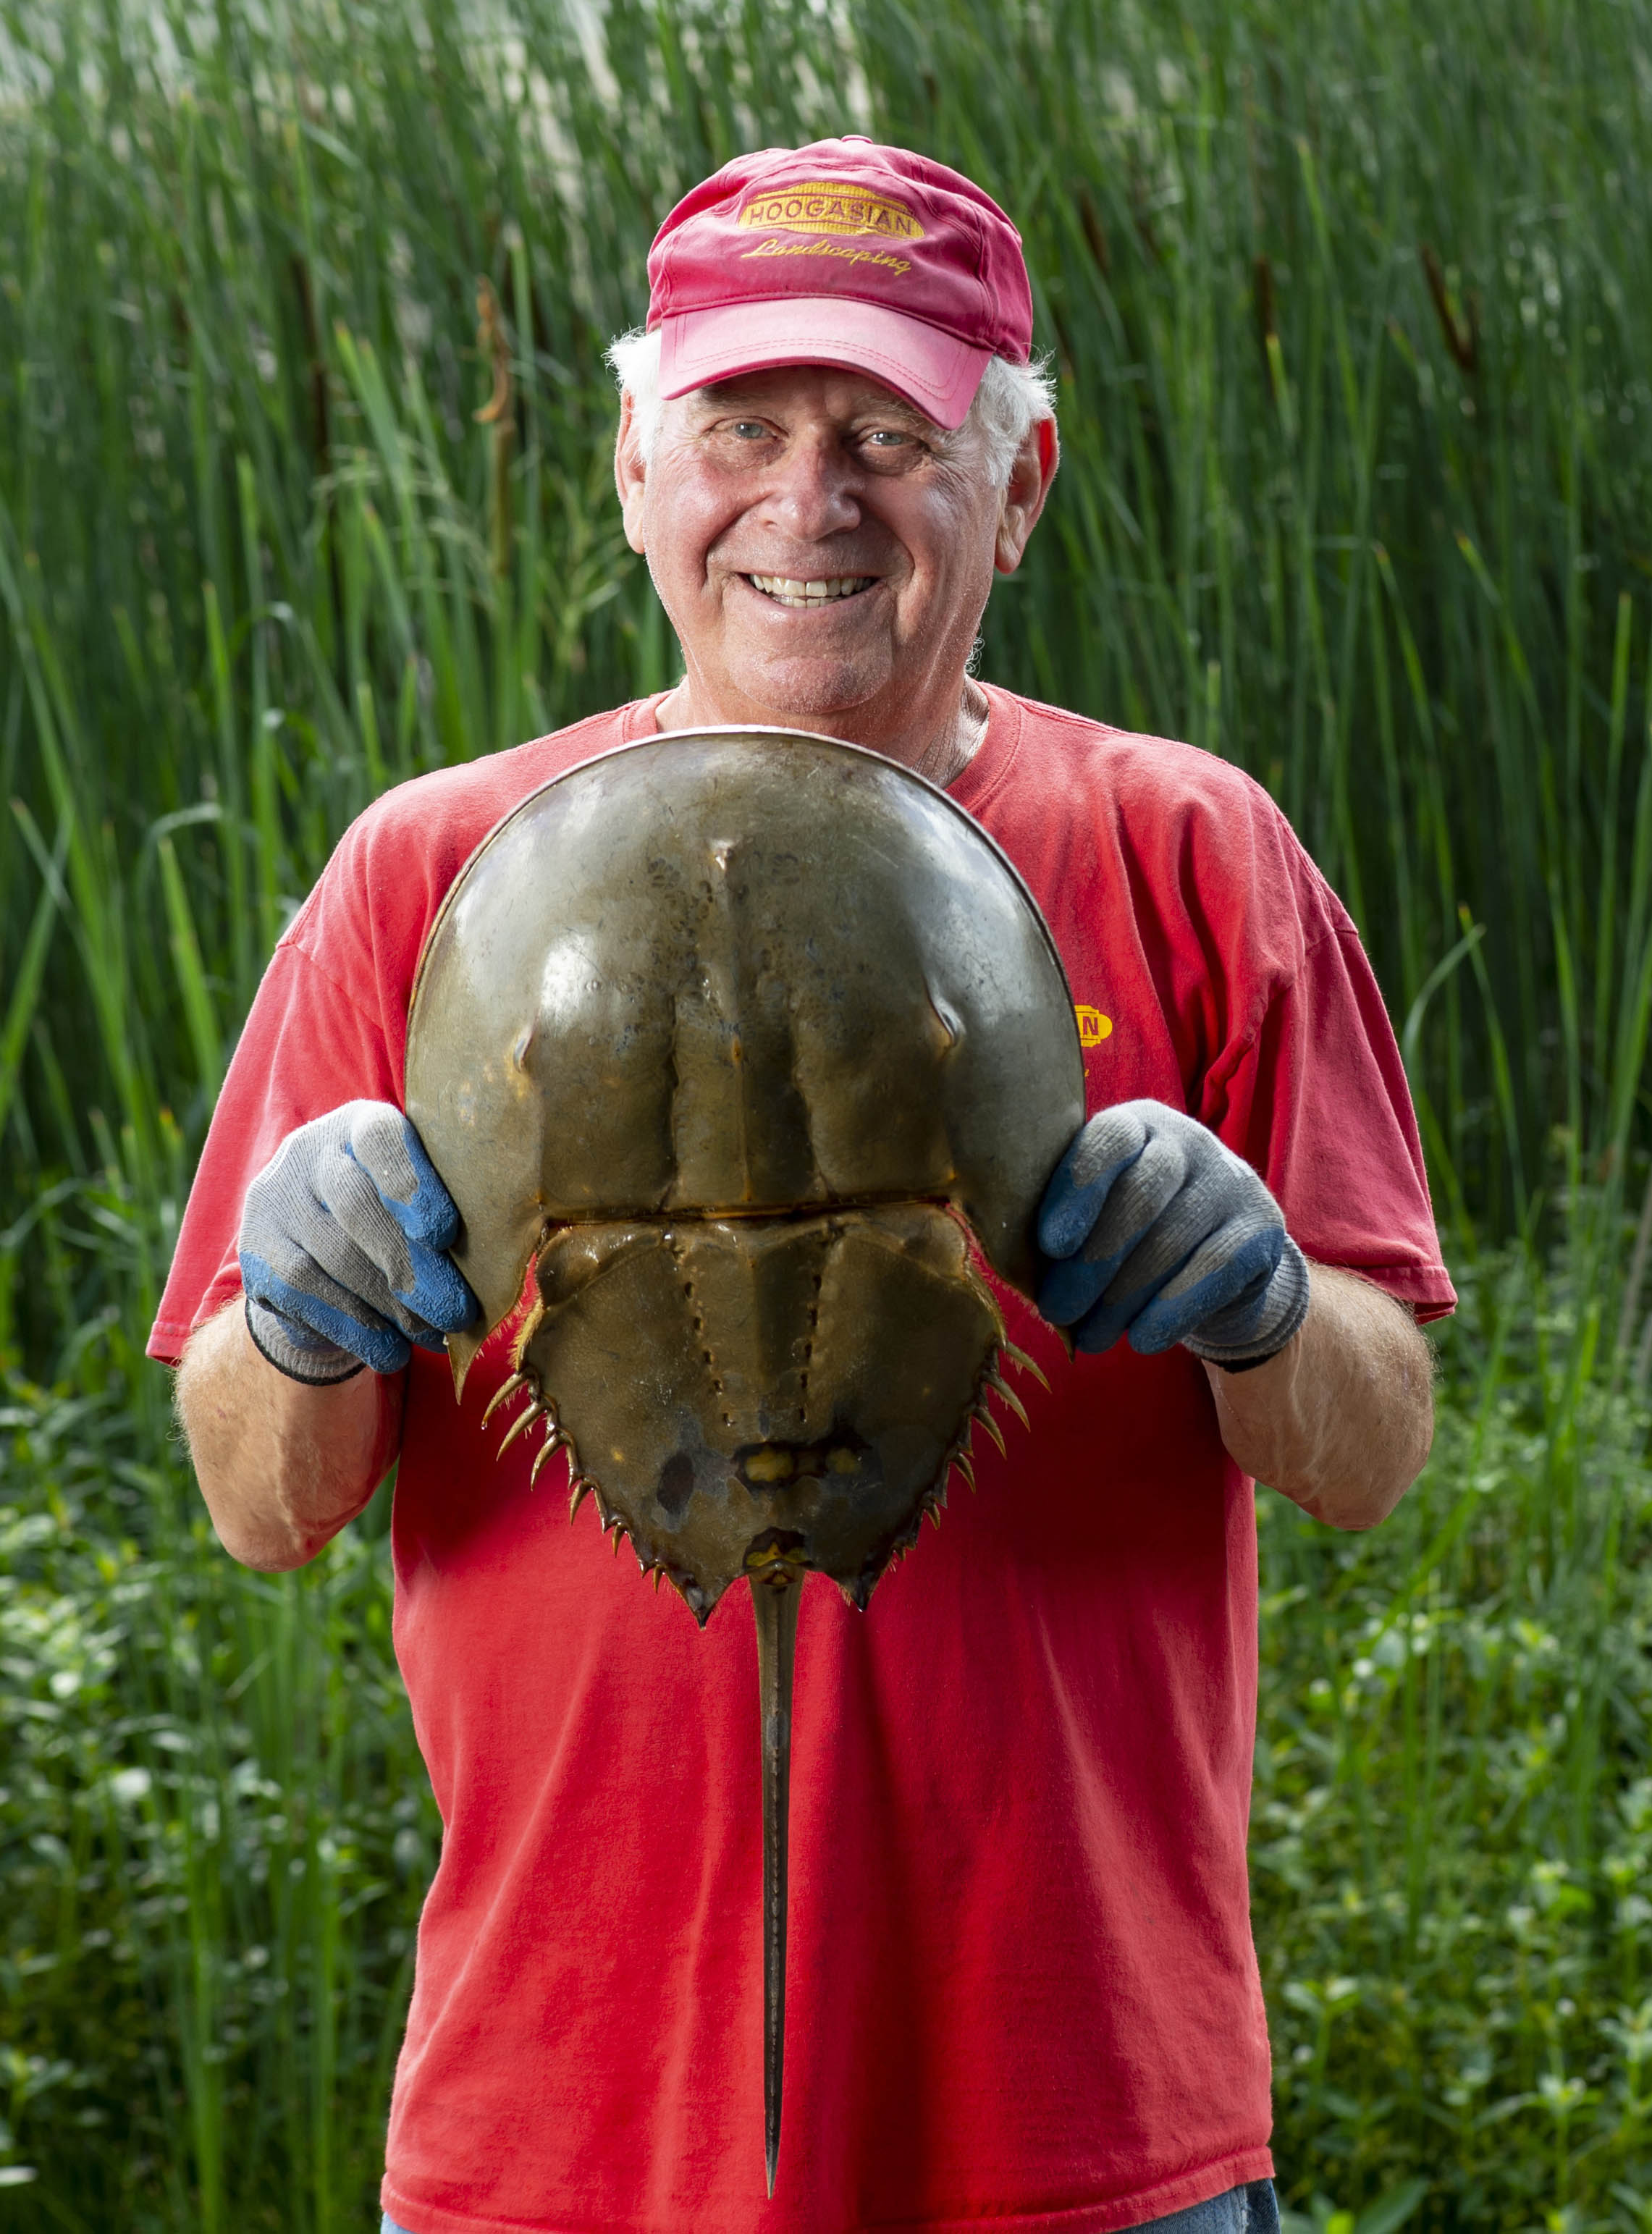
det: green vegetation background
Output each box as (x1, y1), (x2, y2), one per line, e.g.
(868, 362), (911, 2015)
(4, 0), (1652, 2225)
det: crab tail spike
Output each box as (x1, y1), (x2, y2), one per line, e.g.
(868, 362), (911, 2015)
(1000, 1341), (1050, 1391)
(752, 1572), (801, 2199)
(652, 1567), (663, 1593)
(974, 1402), (1008, 1457)
(528, 1430), (565, 1489)
(985, 1371), (1030, 1430)
(568, 1476), (591, 1522)
(496, 1400), (544, 1457)
(480, 1370), (529, 1428)
(953, 1450), (976, 1492)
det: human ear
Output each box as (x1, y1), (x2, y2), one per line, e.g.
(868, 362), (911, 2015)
(995, 416), (1058, 575)
(615, 391), (649, 555)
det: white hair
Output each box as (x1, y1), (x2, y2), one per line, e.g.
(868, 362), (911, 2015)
(606, 325), (1055, 487)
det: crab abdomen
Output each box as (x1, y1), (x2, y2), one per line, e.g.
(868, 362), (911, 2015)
(511, 1204), (1005, 1621)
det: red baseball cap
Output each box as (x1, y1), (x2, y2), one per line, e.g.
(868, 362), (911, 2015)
(645, 137), (1034, 430)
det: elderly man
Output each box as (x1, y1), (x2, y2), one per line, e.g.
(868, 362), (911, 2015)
(156, 140), (1452, 2234)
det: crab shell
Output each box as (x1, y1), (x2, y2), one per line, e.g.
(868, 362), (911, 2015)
(404, 728), (1084, 1623)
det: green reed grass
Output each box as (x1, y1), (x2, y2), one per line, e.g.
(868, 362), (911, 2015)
(4, 0), (1652, 2225)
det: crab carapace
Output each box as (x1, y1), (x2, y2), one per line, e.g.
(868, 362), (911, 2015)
(404, 727), (1084, 2193)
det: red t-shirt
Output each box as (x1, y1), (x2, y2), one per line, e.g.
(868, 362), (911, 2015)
(150, 686), (1454, 2234)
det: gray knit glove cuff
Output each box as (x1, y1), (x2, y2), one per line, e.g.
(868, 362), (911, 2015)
(1182, 1233), (1310, 1370)
(244, 1296), (365, 1385)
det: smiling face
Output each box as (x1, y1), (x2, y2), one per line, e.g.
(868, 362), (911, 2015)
(615, 366), (1055, 767)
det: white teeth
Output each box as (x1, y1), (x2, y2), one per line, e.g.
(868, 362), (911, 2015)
(749, 574), (875, 606)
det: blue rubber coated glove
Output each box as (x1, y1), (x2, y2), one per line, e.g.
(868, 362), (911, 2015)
(1037, 1100), (1310, 1367)
(237, 1101), (479, 1383)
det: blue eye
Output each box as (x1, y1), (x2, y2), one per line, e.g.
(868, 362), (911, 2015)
(731, 421), (768, 439)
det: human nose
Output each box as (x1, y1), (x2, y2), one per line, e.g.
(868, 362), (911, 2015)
(757, 434), (861, 542)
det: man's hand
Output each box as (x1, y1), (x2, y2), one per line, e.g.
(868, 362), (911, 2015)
(239, 1100), (478, 1381)
(1037, 1100), (1309, 1367)
(177, 1102), (476, 1572)
(1036, 1100), (1433, 1527)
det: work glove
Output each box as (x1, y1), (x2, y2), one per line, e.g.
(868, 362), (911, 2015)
(1036, 1100), (1310, 1368)
(237, 1101), (479, 1384)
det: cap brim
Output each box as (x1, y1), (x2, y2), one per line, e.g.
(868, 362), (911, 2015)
(657, 297), (992, 431)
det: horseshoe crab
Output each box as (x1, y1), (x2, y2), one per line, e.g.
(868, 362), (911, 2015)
(404, 728), (1083, 2189)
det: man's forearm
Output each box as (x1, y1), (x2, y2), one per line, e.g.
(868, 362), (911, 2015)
(175, 1299), (405, 1569)
(1202, 1261), (1434, 1529)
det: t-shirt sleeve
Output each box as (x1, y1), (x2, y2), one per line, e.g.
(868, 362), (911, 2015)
(146, 939), (402, 1365)
(1201, 908), (1457, 1321)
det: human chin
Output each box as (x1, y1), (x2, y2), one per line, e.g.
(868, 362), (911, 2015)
(722, 636), (892, 722)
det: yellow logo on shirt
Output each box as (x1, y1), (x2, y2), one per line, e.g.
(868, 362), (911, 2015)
(1076, 1005), (1113, 1048)
(737, 181), (924, 242)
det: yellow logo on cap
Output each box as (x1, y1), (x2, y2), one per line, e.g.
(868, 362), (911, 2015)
(738, 181), (924, 243)
(1076, 1006), (1113, 1047)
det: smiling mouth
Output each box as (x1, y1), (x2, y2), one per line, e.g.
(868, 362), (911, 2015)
(746, 574), (877, 608)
